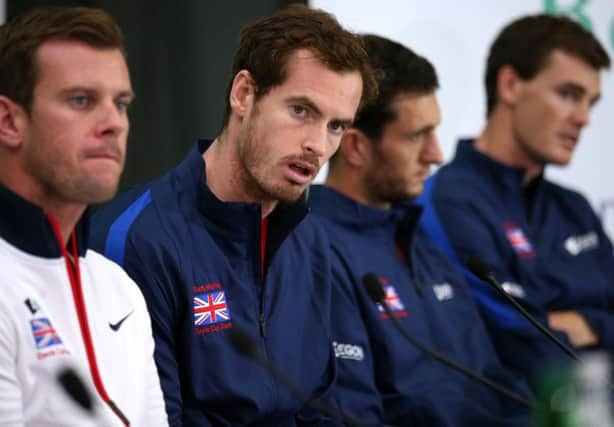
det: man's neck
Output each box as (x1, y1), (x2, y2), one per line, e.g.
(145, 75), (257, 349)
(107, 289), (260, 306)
(43, 201), (85, 245)
(0, 170), (84, 244)
(203, 133), (278, 218)
(474, 113), (544, 186)
(325, 166), (391, 211)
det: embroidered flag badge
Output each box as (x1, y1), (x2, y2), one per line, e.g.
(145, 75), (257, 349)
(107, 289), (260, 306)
(193, 290), (231, 326)
(376, 278), (408, 318)
(30, 317), (63, 350)
(503, 222), (535, 257)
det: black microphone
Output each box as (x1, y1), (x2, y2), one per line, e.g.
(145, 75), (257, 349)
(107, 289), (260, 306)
(228, 327), (385, 427)
(465, 257), (579, 361)
(57, 367), (117, 427)
(362, 273), (534, 409)
(58, 367), (95, 413)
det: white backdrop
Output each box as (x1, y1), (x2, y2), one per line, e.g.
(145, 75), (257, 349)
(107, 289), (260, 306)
(0, 0), (5, 24)
(311, 0), (614, 239)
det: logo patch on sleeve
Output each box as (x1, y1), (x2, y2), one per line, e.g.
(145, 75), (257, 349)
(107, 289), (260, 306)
(30, 317), (69, 359)
(193, 283), (232, 335)
(564, 231), (598, 256)
(503, 222), (535, 258)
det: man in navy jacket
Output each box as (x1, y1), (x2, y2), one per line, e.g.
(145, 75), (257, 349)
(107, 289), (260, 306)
(90, 5), (377, 426)
(418, 14), (612, 385)
(310, 34), (531, 427)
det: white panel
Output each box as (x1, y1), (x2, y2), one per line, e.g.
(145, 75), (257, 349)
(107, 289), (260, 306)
(311, 0), (614, 238)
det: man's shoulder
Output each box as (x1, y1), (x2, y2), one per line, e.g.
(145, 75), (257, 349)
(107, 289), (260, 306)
(83, 249), (148, 300)
(543, 178), (593, 207)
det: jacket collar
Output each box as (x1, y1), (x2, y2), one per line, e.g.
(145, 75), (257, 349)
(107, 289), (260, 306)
(0, 184), (88, 258)
(173, 139), (309, 242)
(454, 138), (546, 191)
(308, 184), (423, 241)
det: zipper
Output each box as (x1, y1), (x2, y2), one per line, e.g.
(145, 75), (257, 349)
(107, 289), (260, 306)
(47, 215), (130, 426)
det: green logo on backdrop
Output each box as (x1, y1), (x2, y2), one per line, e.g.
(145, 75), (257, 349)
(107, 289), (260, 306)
(544, 0), (592, 29)
(543, 0), (614, 50)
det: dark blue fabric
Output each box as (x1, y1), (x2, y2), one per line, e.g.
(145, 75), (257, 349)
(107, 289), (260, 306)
(104, 189), (152, 266)
(0, 184), (89, 257)
(418, 139), (614, 385)
(419, 176), (526, 329)
(309, 185), (531, 427)
(90, 141), (338, 427)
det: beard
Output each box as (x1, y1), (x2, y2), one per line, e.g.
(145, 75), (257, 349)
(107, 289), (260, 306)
(22, 141), (123, 206)
(237, 112), (312, 205)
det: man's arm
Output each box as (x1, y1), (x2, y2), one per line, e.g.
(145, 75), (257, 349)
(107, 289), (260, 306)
(554, 220), (614, 351)
(316, 246), (384, 425)
(129, 277), (170, 426)
(0, 305), (23, 426)
(548, 310), (597, 347)
(121, 236), (202, 427)
(419, 190), (575, 380)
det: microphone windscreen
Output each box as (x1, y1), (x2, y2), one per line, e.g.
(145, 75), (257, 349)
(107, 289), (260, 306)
(362, 273), (385, 303)
(465, 257), (493, 281)
(57, 367), (94, 412)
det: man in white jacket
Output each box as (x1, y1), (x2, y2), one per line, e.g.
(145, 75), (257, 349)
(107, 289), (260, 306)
(0, 7), (168, 426)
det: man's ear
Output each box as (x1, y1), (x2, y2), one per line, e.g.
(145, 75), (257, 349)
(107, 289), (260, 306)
(0, 96), (26, 149)
(496, 65), (524, 108)
(338, 128), (374, 168)
(229, 70), (256, 120)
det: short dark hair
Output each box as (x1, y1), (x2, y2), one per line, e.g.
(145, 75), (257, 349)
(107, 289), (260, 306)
(0, 6), (125, 113)
(352, 34), (439, 141)
(221, 4), (378, 129)
(485, 13), (610, 116)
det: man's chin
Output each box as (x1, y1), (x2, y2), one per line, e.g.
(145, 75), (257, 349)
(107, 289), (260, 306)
(269, 185), (306, 204)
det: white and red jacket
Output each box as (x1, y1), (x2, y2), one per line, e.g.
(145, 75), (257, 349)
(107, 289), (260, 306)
(0, 185), (168, 426)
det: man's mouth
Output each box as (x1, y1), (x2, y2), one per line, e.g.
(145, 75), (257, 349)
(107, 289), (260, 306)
(285, 160), (317, 185)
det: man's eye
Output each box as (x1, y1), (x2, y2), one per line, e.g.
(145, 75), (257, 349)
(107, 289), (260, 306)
(69, 95), (89, 108)
(115, 99), (131, 112)
(329, 121), (346, 135)
(557, 88), (581, 102)
(409, 132), (425, 142)
(292, 105), (306, 117)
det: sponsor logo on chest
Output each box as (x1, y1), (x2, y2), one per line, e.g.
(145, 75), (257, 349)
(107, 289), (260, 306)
(432, 283), (454, 301)
(503, 222), (535, 258)
(564, 231), (599, 256)
(193, 283), (233, 335)
(333, 341), (364, 361)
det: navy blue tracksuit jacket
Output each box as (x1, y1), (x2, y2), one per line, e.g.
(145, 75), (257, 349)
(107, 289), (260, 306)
(309, 185), (531, 427)
(418, 139), (614, 385)
(90, 141), (338, 426)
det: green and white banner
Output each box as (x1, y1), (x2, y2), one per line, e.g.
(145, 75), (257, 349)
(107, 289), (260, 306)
(312, 0), (614, 238)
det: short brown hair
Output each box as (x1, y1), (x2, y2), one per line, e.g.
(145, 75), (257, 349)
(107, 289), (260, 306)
(0, 6), (125, 113)
(221, 4), (377, 128)
(485, 14), (610, 116)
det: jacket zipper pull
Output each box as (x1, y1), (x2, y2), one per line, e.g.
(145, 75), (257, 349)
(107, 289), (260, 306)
(259, 313), (266, 337)
(413, 277), (425, 297)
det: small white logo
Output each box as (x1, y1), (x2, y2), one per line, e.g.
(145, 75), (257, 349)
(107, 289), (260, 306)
(501, 282), (526, 299)
(432, 283), (454, 301)
(333, 341), (364, 361)
(564, 232), (598, 256)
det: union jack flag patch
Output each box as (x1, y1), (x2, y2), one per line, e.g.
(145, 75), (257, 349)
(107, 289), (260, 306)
(504, 222), (535, 258)
(376, 278), (408, 318)
(194, 290), (231, 327)
(30, 317), (63, 350)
